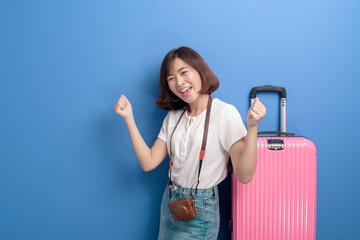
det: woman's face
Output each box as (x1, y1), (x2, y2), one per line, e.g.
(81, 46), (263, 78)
(167, 58), (202, 104)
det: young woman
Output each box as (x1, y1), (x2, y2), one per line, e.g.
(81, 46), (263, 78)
(114, 47), (266, 239)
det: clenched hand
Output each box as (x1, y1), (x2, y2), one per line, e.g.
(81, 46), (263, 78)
(114, 95), (133, 120)
(246, 97), (266, 129)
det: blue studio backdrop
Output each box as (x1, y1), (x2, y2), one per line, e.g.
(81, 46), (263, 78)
(1, 0), (360, 239)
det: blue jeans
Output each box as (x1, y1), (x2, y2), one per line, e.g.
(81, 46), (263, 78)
(157, 182), (220, 240)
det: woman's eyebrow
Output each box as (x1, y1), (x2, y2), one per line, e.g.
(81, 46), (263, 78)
(168, 67), (188, 77)
(177, 67), (188, 72)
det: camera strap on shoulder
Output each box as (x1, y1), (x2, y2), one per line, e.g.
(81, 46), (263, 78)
(168, 96), (213, 200)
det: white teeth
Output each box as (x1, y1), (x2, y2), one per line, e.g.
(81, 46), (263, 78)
(180, 87), (191, 93)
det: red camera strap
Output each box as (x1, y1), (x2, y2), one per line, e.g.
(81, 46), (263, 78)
(168, 96), (213, 199)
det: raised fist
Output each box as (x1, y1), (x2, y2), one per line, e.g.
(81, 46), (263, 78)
(246, 97), (266, 129)
(114, 95), (133, 120)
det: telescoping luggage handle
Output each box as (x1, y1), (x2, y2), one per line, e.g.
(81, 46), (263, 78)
(250, 85), (287, 134)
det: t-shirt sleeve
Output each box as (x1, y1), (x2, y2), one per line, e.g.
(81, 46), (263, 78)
(219, 104), (247, 152)
(157, 112), (170, 142)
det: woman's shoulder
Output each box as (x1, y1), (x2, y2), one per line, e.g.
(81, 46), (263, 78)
(211, 98), (245, 129)
(212, 98), (239, 114)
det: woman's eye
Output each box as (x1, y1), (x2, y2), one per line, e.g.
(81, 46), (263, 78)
(168, 78), (174, 81)
(181, 71), (187, 75)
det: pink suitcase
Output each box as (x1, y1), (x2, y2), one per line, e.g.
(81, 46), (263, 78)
(230, 86), (317, 240)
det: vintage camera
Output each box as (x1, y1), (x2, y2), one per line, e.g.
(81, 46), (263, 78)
(168, 198), (198, 221)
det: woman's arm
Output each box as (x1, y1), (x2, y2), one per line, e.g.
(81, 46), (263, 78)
(229, 98), (266, 183)
(114, 95), (168, 172)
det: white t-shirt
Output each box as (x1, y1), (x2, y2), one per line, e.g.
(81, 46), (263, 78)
(157, 98), (247, 189)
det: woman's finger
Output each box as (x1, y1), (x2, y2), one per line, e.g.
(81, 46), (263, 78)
(248, 110), (258, 121)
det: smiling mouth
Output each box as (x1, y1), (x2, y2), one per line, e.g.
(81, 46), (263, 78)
(179, 87), (192, 96)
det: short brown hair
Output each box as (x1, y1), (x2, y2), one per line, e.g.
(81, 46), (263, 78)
(156, 47), (219, 111)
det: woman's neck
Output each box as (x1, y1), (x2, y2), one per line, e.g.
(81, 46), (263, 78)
(188, 94), (210, 117)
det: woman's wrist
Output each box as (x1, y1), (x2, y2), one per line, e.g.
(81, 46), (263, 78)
(124, 115), (135, 125)
(247, 126), (258, 134)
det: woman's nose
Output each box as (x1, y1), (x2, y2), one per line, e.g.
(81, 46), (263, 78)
(175, 77), (184, 86)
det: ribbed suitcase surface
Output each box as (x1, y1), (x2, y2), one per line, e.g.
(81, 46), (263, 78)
(231, 136), (317, 240)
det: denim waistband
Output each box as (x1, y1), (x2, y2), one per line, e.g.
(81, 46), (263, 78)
(168, 182), (218, 198)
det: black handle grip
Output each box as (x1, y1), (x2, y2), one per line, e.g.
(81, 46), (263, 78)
(250, 85), (286, 99)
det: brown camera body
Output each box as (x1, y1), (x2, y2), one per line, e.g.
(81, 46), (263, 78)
(168, 198), (198, 221)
